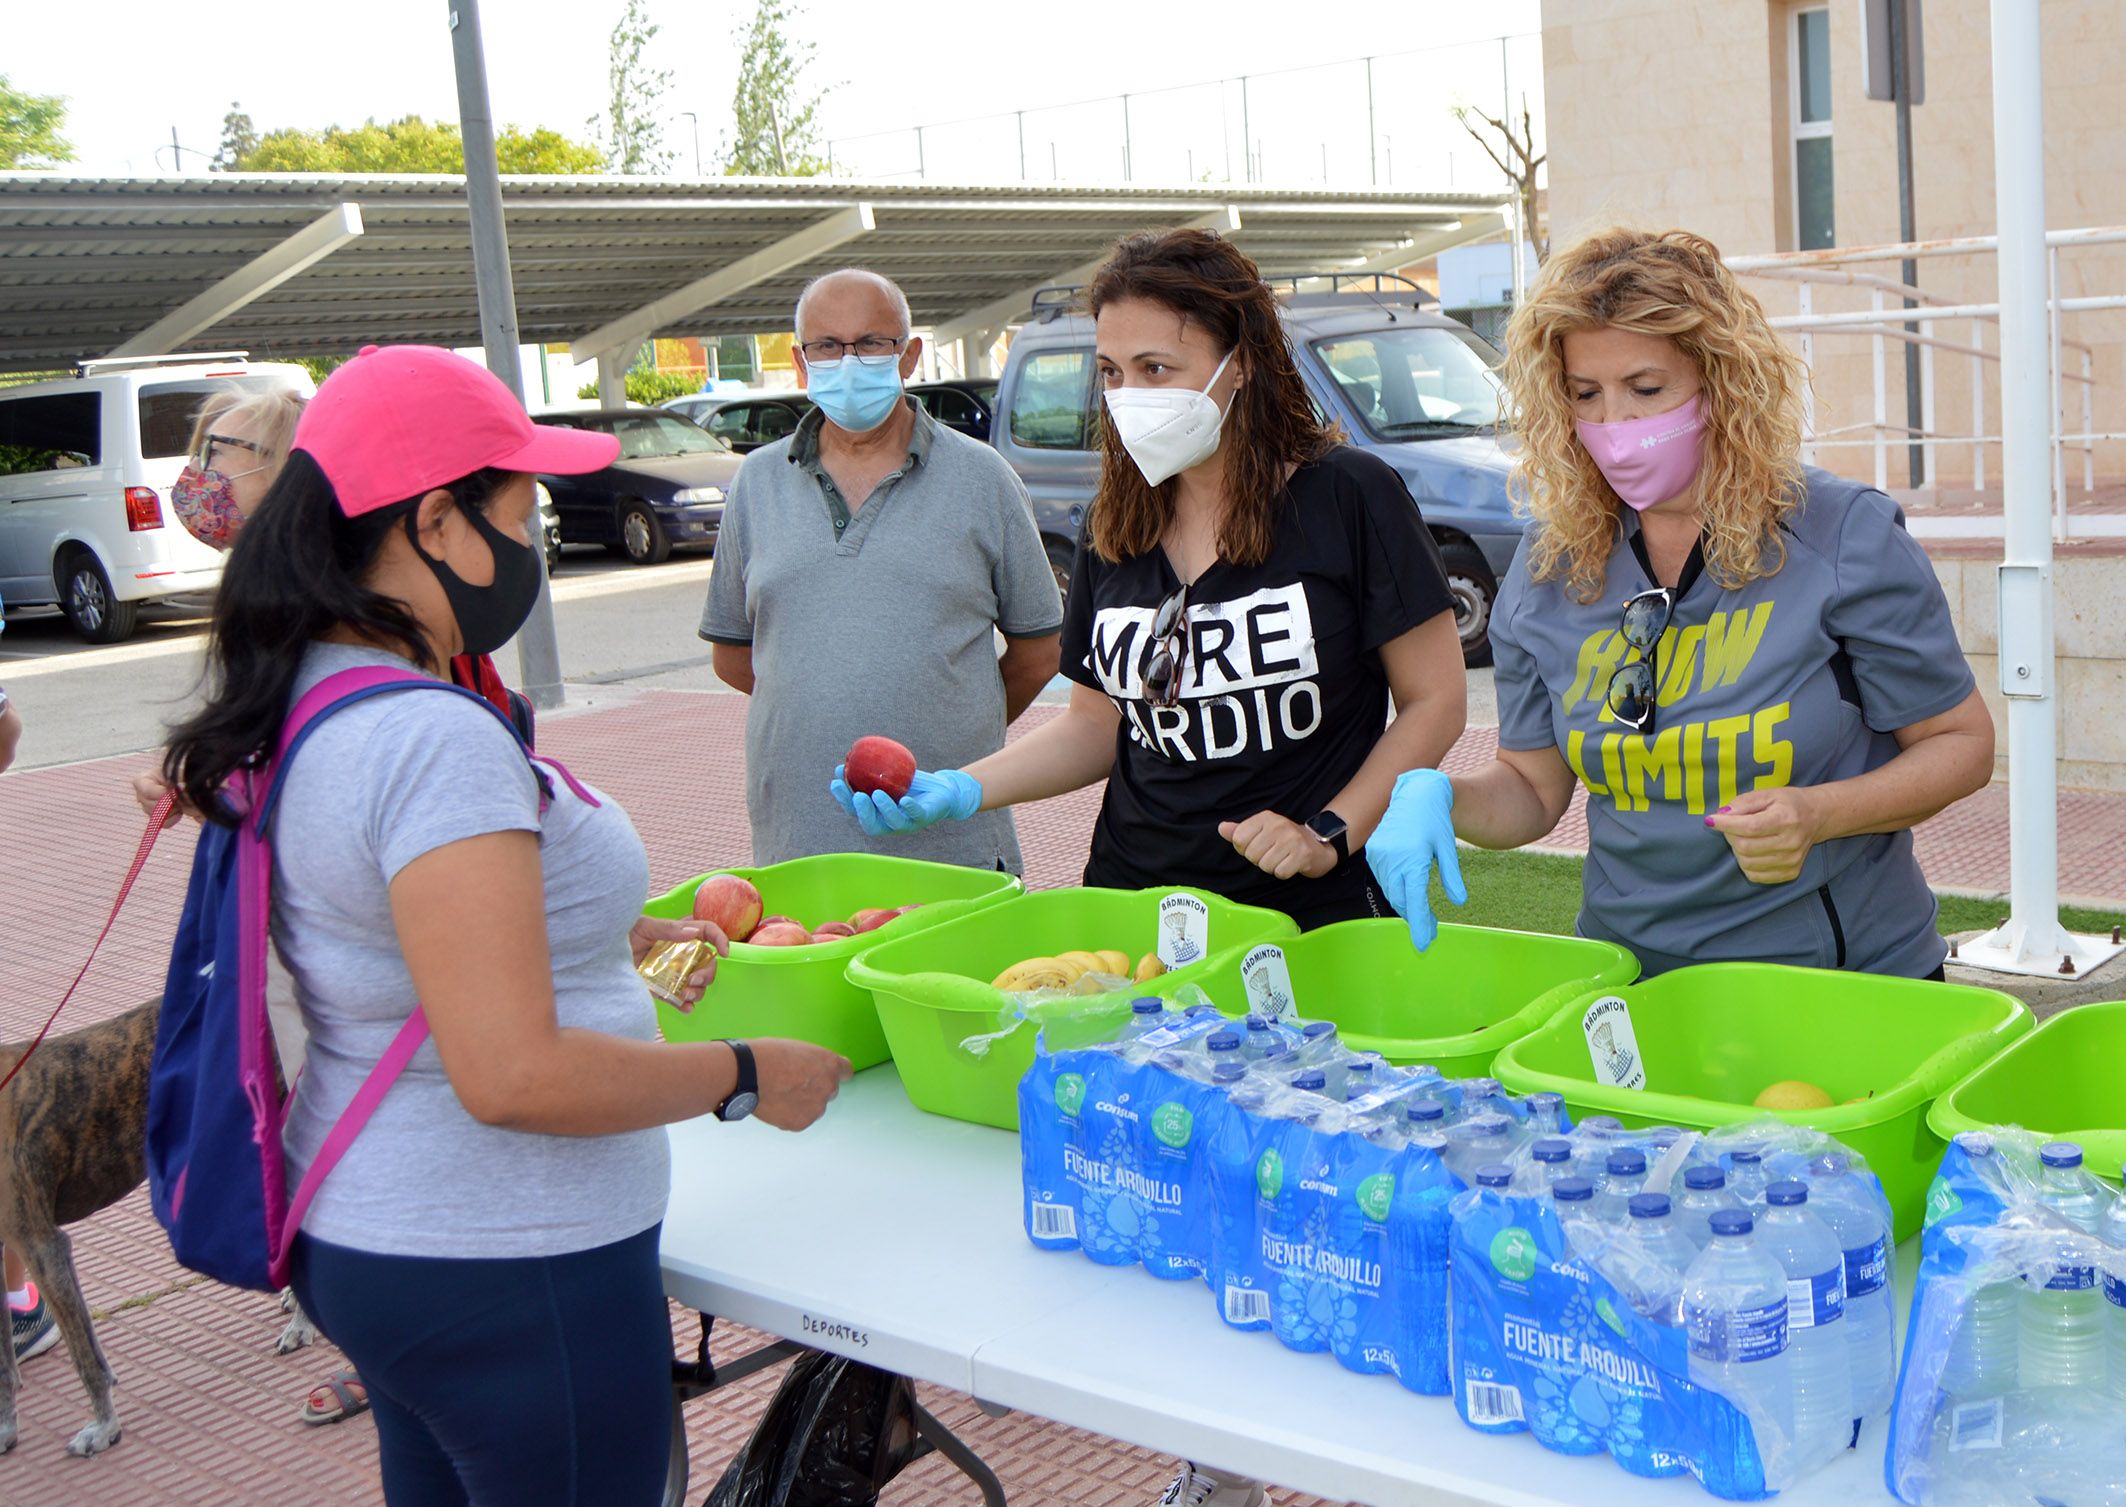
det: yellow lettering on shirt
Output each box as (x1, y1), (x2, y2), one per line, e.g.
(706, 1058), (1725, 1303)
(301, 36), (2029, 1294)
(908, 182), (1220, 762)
(1623, 726), (1685, 808)
(1599, 732), (1631, 811)
(1707, 714), (1753, 810)
(1565, 729), (1608, 796)
(1683, 722), (1708, 815)
(1754, 702), (1794, 790)
(1701, 603), (1775, 691)
(1565, 630), (1631, 714)
(1657, 624), (1705, 708)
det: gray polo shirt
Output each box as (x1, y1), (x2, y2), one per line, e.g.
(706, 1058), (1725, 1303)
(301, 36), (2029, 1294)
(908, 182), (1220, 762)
(1491, 467), (1974, 979)
(700, 398), (1062, 870)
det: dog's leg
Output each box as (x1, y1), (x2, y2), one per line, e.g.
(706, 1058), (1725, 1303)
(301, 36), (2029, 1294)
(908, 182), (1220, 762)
(18, 1228), (119, 1456)
(276, 1289), (318, 1354)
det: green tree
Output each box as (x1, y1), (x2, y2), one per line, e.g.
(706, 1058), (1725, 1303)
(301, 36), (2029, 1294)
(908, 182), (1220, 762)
(213, 103), (259, 171)
(0, 76), (73, 169)
(597, 0), (672, 174)
(725, 0), (826, 177)
(233, 115), (604, 174)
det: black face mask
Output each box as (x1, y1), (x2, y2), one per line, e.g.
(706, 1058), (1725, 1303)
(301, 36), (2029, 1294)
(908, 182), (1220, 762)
(407, 502), (543, 659)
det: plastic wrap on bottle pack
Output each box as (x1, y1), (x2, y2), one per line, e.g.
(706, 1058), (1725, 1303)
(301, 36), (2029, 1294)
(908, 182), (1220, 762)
(1887, 1126), (2126, 1507)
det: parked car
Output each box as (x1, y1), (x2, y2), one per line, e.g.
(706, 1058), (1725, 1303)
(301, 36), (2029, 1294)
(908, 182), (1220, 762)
(534, 481), (562, 572)
(532, 409), (741, 565)
(658, 391), (723, 427)
(0, 354), (315, 642)
(989, 280), (1520, 665)
(688, 393), (815, 454)
(907, 380), (1000, 442)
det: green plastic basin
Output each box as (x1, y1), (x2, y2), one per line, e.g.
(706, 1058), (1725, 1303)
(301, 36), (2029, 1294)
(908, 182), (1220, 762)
(1930, 1000), (2126, 1184)
(1492, 963), (2032, 1240)
(645, 853), (1021, 1069)
(1140, 919), (1639, 1079)
(845, 886), (1299, 1130)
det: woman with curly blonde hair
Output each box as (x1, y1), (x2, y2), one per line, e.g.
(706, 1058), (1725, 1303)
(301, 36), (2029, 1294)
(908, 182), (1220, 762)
(1367, 227), (1993, 980)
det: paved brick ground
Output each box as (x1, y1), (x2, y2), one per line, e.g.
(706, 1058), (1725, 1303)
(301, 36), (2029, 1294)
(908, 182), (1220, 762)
(1, 683), (2121, 1506)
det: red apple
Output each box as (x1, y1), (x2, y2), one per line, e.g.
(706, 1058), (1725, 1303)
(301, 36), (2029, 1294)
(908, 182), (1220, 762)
(844, 736), (918, 801)
(747, 921), (813, 947)
(850, 907), (897, 933)
(757, 914), (800, 931)
(692, 875), (763, 941)
(813, 921), (857, 938)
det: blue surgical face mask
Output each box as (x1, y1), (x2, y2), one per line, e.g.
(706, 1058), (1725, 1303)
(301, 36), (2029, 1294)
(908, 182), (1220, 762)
(804, 352), (905, 433)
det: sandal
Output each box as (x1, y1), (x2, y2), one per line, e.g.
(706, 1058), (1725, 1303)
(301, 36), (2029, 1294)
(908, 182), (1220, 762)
(299, 1369), (370, 1426)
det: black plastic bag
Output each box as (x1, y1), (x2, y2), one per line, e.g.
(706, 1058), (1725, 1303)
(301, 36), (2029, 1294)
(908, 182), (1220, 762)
(703, 1352), (920, 1507)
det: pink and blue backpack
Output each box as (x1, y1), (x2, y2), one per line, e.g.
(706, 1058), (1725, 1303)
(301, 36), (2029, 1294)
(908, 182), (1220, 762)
(145, 663), (591, 1291)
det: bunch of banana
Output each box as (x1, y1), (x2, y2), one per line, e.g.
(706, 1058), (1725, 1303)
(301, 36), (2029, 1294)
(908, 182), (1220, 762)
(990, 949), (1167, 992)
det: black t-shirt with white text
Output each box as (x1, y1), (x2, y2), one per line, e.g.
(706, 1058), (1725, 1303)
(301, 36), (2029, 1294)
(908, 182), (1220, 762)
(1060, 445), (1455, 919)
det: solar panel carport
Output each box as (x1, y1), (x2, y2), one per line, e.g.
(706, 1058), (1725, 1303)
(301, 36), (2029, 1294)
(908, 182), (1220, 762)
(0, 173), (1513, 389)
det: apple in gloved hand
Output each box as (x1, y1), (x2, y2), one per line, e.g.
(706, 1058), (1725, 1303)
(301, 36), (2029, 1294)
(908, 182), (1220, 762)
(843, 736), (918, 802)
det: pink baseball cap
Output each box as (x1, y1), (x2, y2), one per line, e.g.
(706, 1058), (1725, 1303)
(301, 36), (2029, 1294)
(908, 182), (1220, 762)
(293, 345), (620, 516)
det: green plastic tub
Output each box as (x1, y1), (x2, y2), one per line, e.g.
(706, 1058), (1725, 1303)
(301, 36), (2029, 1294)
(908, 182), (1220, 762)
(1140, 919), (1639, 1079)
(1492, 964), (2032, 1240)
(1930, 1000), (2126, 1185)
(845, 886), (1299, 1130)
(644, 854), (1021, 1069)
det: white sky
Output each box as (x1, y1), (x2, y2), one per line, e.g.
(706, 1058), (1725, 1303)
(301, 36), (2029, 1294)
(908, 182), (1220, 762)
(13, 0), (1543, 190)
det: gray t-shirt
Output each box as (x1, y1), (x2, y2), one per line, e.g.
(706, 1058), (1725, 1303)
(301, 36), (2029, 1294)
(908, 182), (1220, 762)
(274, 642), (667, 1259)
(1491, 467), (1974, 979)
(700, 399), (1063, 869)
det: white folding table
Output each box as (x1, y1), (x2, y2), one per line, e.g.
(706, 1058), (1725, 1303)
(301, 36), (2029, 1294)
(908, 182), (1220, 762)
(659, 1066), (1908, 1507)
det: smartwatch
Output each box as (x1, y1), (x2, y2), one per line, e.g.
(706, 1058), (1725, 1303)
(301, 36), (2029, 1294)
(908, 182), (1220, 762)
(715, 1039), (759, 1123)
(1304, 810), (1349, 863)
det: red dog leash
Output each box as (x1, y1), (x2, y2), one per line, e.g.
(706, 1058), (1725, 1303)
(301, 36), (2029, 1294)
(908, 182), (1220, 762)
(0, 789), (178, 1095)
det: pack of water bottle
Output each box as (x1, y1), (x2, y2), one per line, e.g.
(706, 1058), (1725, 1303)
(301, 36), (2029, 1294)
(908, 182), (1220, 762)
(1888, 1127), (2126, 1506)
(1018, 994), (1571, 1396)
(1448, 1117), (1897, 1499)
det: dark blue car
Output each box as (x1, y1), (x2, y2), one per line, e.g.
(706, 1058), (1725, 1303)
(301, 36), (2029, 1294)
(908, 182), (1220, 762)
(534, 409), (743, 565)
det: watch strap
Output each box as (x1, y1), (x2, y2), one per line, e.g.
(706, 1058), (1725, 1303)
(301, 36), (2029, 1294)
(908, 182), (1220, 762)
(1309, 810), (1350, 862)
(716, 1039), (758, 1121)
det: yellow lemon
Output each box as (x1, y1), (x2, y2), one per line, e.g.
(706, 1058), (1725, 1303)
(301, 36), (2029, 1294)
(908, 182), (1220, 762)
(1753, 1079), (1836, 1111)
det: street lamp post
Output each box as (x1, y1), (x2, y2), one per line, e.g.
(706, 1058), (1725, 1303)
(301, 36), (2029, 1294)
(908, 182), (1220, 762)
(678, 111), (702, 177)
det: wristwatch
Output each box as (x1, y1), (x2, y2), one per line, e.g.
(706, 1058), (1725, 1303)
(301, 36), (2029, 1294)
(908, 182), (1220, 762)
(715, 1039), (759, 1123)
(1304, 810), (1350, 863)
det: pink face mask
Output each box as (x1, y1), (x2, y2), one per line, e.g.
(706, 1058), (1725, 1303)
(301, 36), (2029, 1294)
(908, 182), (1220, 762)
(171, 465), (248, 552)
(1574, 393), (1706, 511)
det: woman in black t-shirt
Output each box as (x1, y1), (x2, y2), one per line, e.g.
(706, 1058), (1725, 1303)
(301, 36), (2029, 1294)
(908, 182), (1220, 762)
(832, 228), (1467, 933)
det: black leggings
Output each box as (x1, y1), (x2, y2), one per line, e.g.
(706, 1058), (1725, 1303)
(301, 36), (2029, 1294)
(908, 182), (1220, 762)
(290, 1224), (671, 1507)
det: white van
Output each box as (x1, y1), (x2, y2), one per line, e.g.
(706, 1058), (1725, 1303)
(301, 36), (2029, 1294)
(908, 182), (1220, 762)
(0, 355), (314, 642)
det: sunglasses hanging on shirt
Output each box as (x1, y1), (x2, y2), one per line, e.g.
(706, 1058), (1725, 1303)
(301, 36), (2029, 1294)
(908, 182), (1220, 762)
(1605, 585), (1675, 733)
(1143, 583), (1191, 708)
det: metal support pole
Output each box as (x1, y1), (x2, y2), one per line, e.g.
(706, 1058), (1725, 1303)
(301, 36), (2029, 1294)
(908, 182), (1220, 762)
(915, 125), (925, 179)
(2050, 244), (2069, 538)
(1121, 94), (1132, 181)
(1798, 282), (1816, 465)
(2082, 348), (2096, 494)
(1920, 316), (1938, 489)
(1971, 319), (1986, 491)
(1365, 57), (1378, 186)
(1959, 0), (2118, 978)
(1241, 77), (1252, 183)
(1017, 111), (1026, 181)
(1871, 289), (1889, 489)
(1890, 0), (1924, 487)
(597, 349), (630, 410)
(448, 0), (563, 711)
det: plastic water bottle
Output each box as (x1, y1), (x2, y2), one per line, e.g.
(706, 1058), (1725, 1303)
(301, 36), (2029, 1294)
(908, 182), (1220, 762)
(2100, 1164), (2126, 1399)
(1726, 1147), (1771, 1209)
(1241, 1013), (1276, 1061)
(1618, 1192), (1700, 1323)
(1595, 1147), (1650, 1225)
(1529, 1137), (1576, 1190)
(1523, 1091), (1568, 1138)
(1803, 1154), (1896, 1420)
(1181, 1028), (1244, 1083)
(1941, 1134), (2021, 1400)
(1475, 1163), (1515, 1191)
(1461, 1077), (1503, 1115)
(1117, 995), (1169, 1052)
(1683, 1209), (1792, 1449)
(1297, 1019), (1341, 1060)
(1758, 1181), (1853, 1471)
(1552, 1176), (1604, 1259)
(2020, 1143), (2107, 1389)
(1571, 1115), (1627, 1178)
(1446, 1113), (1519, 1184)
(1677, 1165), (1744, 1250)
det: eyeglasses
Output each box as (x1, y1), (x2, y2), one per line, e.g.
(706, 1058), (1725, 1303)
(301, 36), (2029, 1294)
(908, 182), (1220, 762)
(1605, 586), (1674, 734)
(797, 335), (906, 364)
(1143, 583), (1191, 708)
(198, 432), (268, 476)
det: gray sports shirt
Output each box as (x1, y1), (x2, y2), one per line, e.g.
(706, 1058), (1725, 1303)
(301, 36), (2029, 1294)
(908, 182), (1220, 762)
(700, 399), (1063, 870)
(1491, 467), (1974, 978)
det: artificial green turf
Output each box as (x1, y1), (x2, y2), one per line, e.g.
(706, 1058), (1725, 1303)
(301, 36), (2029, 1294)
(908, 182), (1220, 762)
(1434, 847), (2123, 940)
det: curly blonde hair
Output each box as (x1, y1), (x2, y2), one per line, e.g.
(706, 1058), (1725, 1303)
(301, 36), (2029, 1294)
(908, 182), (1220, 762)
(1502, 227), (1808, 603)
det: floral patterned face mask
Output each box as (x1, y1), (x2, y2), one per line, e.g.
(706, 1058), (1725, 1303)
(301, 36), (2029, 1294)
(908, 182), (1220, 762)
(171, 433), (268, 551)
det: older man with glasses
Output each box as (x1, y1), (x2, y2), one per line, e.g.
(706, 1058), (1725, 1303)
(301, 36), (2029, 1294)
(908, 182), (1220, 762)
(700, 268), (1063, 871)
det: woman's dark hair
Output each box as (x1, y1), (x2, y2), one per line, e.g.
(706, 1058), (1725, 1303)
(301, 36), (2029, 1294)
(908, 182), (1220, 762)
(163, 449), (511, 823)
(1086, 229), (1338, 567)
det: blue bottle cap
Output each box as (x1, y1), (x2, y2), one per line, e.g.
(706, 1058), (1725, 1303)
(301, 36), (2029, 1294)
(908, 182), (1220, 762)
(1584, 1115), (1624, 1133)
(1131, 996), (1164, 1015)
(2042, 1141), (2085, 1169)
(1301, 1021), (1337, 1042)
(1472, 1114), (1512, 1137)
(1206, 1030), (1242, 1053)
(1532, 1137), (1573, 1164)
(1475, 1164), (1514, 1189)
(1346, 1057), (1376, 1076)
(1244, 1013), (1270, 1031)
(1553, 1177), (1595, 1203)
(1212, 1062), (1247, 1085)
(1290, 1070), (1326, 1092)
(1709, 1208), (1754, 1237)
(1647, 1127), (1682, 1148)
(1628, 1193), (1672, 1220)
(1527, 1091), (1563, 1112)
(1684, 1165), (1727, 1191)
(1766, 1179), (1808, 1207)
(1606, 1147), (1647, 1176)
(1259, 1040), (1291, 1061)
(1406, 1101), (1446, 1123)
(1730, 1148), (1763, 1165)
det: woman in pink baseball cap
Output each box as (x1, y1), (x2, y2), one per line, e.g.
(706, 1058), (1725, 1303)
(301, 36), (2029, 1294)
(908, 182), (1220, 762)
(164, 347), (851, 1507)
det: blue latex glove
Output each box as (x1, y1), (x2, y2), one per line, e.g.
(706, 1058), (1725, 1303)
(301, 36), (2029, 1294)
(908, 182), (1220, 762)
(830, 765), (983, 838)
(1365, 768), (1468, 952)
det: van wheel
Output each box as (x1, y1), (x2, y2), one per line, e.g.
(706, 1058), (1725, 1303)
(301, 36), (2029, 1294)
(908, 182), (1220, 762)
(59, 552), (139, 644)
(1045, 537), (1076, 602)
(611, 500), (671, 566)
(1440, 540), (1496, 669)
